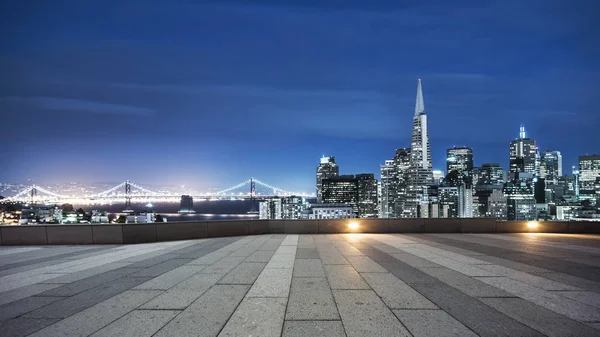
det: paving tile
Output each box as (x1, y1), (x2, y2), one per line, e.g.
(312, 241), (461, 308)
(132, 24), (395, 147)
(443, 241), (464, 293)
(474, 255), (552, 273)
(377, 260), (439, 284)
(141, 272), (225, 309)
(426, 257), (500, 277)
(553, 290), (600, 308)
(129, 258), (194, 277)
(531, 271), (600, 291)
(476, 264), (580, 290)
(276, 245), (298, 255)
(90, 309), (180, 337)
(477, 276), (600, 322)
(123, 253), (180, 267)
(218, 297), (287, 337)
(0, 283), (62, 306)
(268, 253), (296, 262)
(244, 250), (275, 262)
(295, 248), (320, 259)
(411, 234), (600, 282)
(0, 296), (65, 322)
(135, 265), (204, 290)
(247, 268), (293, 298)
(23, 276), (152, 319)
(0, 272), (69, 292)
(361, 272), (437, 309)
(281, 235), (299, 246)
(394, 309), (478, 337)
(317, 250), (349, 265)
(258, 240), (285, 251)
(286, 277), (339, 320)
(265, 260), (295, 269)
(410, 282), (546, 337)
(41, 267), (142, 296)
(0, 318), (60, 337)
(282, 321), (345, 337)
(292, 259), (326, 278)
(154, 285), (249, 337)
(390, 253), (443, 268)
(218, 262), (266, 284)
(332, 289), (411, 337)
(418, 267), (514, 298)
(39, 263), (137, 285)
(346, 256), (387, 273)
(200, 256), (246, 274)
(29, 290), (162, 337)
(323, 265), (370, 289)
(480, 297), (600, 337)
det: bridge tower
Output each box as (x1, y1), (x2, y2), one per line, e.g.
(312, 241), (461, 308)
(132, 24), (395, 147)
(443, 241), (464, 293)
(248, 178), (258, 214)
(124, 180), (132, 212)
(30, 186), (37, 205)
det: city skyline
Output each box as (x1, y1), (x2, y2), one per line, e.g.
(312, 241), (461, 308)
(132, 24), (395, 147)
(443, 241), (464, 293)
(1, 1), (599, 191)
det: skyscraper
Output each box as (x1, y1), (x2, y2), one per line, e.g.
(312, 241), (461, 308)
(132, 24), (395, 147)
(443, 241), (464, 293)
(393, 148), (411, 217)
(509, 126), (538, 176)
(540, 150), (562, 182)
(406, 79), (433, 217)
(504, 180), (536, 220)
(316, 156), (339, 202)
(356, 174), (378, 218)
(447, 147), (474, 180)
(322, 175), (358, 215)
(379, 160), (396, 218)
(474, 163), (506, 186)
(578, 155), (600, 202)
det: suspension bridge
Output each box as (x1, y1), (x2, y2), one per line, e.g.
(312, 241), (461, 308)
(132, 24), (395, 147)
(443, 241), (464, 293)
(0, 178), (312, 205)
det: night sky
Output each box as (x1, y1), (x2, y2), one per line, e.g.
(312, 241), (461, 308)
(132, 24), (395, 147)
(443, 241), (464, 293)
(1, 0), (599, 192)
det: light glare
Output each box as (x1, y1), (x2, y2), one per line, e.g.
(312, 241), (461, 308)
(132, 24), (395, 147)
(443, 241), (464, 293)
(527, 221), (539, 229)
(348, 222), (359, 230)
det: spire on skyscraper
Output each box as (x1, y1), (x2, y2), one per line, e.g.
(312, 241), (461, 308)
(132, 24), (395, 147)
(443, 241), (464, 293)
(415, 78), (425, 116)
(519, 125), (526, 139)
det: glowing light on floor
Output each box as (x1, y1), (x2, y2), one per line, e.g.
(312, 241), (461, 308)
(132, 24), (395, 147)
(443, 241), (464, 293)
(348, 222), (359, 230)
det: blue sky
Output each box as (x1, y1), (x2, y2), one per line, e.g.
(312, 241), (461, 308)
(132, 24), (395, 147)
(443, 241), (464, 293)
(1, 0), (599, 192)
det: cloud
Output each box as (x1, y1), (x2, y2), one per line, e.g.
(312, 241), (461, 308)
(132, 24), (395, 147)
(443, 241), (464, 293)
(0, 96), (156, 117)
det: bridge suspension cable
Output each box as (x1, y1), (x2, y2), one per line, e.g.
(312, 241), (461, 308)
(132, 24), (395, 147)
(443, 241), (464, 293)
(216, 179), (252, 195)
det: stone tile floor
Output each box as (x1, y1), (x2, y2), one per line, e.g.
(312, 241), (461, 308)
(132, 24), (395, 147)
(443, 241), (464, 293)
(1, 233), (599, 336)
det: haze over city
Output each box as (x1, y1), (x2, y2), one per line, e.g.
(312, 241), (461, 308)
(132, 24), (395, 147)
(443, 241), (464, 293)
(1, 0), (598, 192)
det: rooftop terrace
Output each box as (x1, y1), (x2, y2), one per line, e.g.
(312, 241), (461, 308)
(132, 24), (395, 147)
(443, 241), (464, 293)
(1, 233), (599, 336)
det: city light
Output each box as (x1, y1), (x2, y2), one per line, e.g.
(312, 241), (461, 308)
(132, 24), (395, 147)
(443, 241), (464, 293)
(348, 222), (359, 230)
(527, 221), (539, 229)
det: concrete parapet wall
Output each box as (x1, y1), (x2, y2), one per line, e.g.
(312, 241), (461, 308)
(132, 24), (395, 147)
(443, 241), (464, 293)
(1, 219), (598, 245)
(47, 225), (93, 245)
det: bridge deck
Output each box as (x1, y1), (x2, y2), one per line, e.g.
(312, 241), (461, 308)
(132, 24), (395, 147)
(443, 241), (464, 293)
(1, 233), (599, 337)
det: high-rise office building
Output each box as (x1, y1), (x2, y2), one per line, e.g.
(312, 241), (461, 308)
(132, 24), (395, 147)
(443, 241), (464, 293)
(578, 155), (600, 191)
(503, 180), (536, 220)
(322, 175), (358, 214)
(540, 151), (562, 182)
(509, 126), (538, 176)
(406, 79), (433, 217)
(282, 196), (309, 220)
(316, 156), (339, 202)
(356, 174), (378, 218)
(259, 198), (282, 220)
(260, 196), (308, 220)
(446, 147), (474, 179)
(379, 160), (396, 218)
(394, 148), (412, 217)
(474, 163), (506, 186)
(474, 187), (507, 219)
